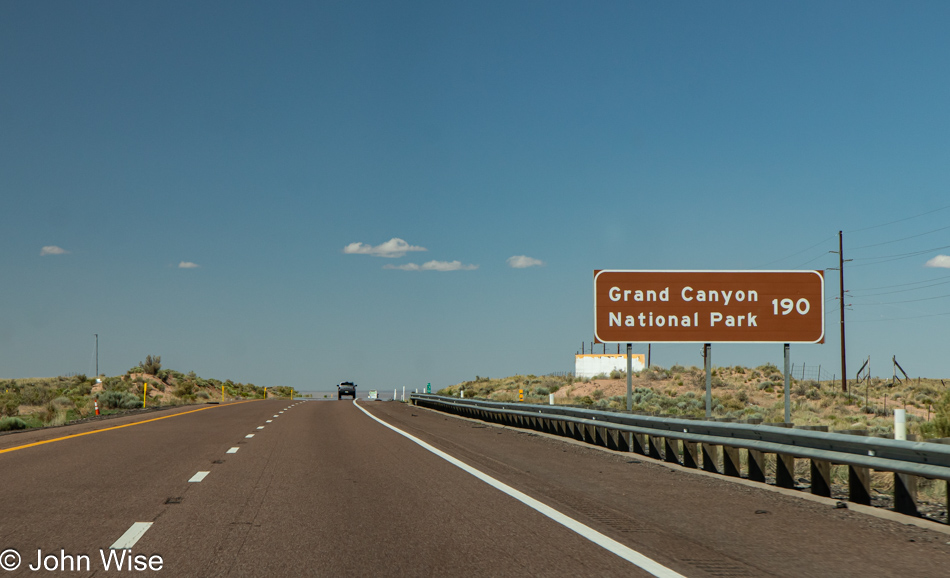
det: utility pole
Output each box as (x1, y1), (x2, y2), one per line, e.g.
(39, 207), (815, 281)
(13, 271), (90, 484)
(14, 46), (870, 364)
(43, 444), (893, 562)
(830, 231), (850, 392)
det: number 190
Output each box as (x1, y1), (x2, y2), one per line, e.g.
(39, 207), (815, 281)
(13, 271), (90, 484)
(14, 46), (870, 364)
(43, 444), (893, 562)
(772, 298), (810, 315)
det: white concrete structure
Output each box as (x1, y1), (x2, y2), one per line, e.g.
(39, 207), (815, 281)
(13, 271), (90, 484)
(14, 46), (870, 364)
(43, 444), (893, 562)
(574, 354), (645, 379)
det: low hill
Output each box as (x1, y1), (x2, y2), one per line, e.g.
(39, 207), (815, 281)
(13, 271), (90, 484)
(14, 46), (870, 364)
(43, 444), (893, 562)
(0, 368), (294, 432)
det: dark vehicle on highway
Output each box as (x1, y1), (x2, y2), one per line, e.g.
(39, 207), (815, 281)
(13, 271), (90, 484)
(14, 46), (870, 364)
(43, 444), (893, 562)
(338, 381), (356, 400)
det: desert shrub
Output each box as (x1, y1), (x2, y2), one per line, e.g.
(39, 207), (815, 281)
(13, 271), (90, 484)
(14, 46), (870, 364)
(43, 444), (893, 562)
(103, 376), (128, 391)
(0, 417), (28, 431)
(806, 389), (821, 400)
(98, 390), (142, 410)
(737, 390), (749, 403)
(609, 369), (626, 379)
(734, 366), (746, 374)
(757, 381), (776, 390)
(0, 393), (21, 417)
(919, 390), (950, 439)
(592, 373), (608, 380)
(52, 396), (73, 409)
(196, 390), (210, 399)
(591, 389), (604, 400)
(175, 381), (196, 398)
(19, 383), (53, 406)
(533, 387), (549, 396)
(670, 364), (685, 373)
(757, 363), (779, 374)
(140, 355), (162, 375)
(576, 396), (594, 405)
(642, 369), (661, 381)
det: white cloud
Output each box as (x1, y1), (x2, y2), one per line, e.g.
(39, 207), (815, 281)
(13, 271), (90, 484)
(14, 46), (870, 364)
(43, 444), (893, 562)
(384, 260), (478, 272)
(343, 238), (427, 258)
(507, 255), (544, 269)
(40, 245), (69, 256)
(178, 261), (200, 269)
(925, 255), (950, 269)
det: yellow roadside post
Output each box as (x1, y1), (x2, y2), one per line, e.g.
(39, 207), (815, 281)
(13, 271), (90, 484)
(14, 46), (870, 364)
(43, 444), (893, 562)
(264, 387), (267, 399)
(221, 383), (225, 403)
(143, 382), (147, 408)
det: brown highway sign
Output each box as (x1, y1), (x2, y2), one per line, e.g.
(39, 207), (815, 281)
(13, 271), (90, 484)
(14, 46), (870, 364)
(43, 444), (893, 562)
(594, 270), (825, 344)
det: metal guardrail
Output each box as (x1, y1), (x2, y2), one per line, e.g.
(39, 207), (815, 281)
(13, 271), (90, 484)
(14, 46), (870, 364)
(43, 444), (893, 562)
(410, 394), (950, 520)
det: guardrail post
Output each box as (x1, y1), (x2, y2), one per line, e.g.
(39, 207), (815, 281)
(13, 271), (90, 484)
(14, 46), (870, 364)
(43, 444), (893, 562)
(702, 444), (720, 474)
(595, 426), (608, 448)
(810, 459), (832, 497)
(648, 435), (663, 460)
(682, 441), (699, 469)
(848, 465), (871, 505)
(723, 446), (741, 477)
(605, 428), (619, 450)
(664, 438), (680, 465)
(776, 453), (796, 489)
(747, 449), (766, 482)
(618, 431), (631, 452)
(632, 432), (647, 455)
(585, 424), (597, 444)
(894, 472), (919, 516)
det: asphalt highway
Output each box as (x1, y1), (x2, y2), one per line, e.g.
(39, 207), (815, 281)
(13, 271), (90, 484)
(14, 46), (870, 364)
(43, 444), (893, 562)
(0, 399), (948, 576)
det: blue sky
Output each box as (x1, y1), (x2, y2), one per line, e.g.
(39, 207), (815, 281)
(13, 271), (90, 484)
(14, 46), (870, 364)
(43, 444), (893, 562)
(2, 1), (949, 390)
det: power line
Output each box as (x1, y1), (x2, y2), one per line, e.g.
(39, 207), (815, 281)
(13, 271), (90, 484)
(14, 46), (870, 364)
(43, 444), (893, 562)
(855, 292), (950, 305)
(850, 223), (950, 250)
(846, 203), (950, 234)
(848, 244), (950, 268)
(848, 310), (950, 322)
(792, 251), (835, 269)
(851, 274), (950, 292)
(849, 278), (950, 298)
(756, 235), (837, 268)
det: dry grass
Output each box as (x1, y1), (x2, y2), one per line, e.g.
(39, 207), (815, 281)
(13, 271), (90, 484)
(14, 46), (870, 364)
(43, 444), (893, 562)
(442, 366), (950, 439)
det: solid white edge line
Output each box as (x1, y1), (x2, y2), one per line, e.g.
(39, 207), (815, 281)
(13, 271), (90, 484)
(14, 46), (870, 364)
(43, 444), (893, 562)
(110, 522), (153, 549)
(189, 471), (210, 483)
(227, 447), (240, 454)
(352, 400), (684, 578)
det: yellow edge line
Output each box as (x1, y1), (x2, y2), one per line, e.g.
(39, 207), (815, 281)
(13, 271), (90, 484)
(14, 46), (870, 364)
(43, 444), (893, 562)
(0, 399), (260, 455)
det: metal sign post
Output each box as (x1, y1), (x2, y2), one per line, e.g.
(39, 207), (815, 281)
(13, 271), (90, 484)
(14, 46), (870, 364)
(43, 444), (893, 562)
(626, 343), (632, 411)
(704, 343), (712, 419)
(784, 343), (791, 424)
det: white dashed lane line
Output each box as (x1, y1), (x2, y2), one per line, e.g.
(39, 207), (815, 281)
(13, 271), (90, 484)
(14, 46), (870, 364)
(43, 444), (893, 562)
(227, 447), (240, 454)
(257, 426), (265, 430)
(266, 420), (272, 423)
(110, 522), (153, 550)
(189, 471), (210, 483)
(245, 434), (255, 438)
